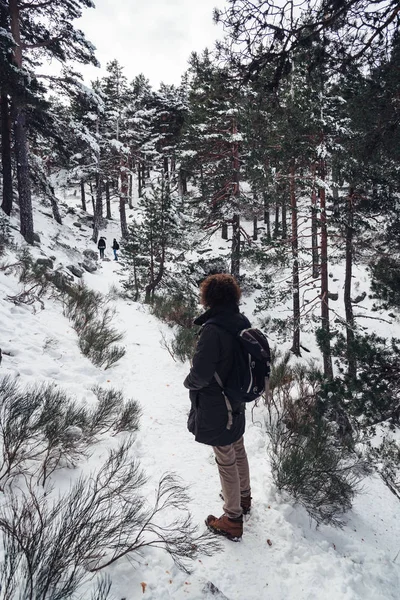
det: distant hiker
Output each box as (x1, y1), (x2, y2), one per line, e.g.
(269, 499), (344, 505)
(112, 238), (120, 261)
(184, 274), (252, 542)
(98, 237), (106, 259)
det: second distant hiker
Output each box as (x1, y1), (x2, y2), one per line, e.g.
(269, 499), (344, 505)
(112, 238), (120, 261)
(98, 236), (106, 259)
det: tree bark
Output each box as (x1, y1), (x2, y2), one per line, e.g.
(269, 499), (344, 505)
(273, 201), (280, 238)
(281, 187), (287, 239)
(311, 164), (319, 279)
(128, 173), (133, 209)
(290, 162), (301, 356)
(80, 179), (86, 212)
(231, 213), (240, 278)
(344, 188), (356, 379)
(231, 117), (240, 278)
(1, 94), (13, 215)
(91, 174), (102, 243)
(319, 161), (333, 378)
(120, 160), (129, 239)
(263, 191), (271, 240)
(10, 0), (34, 243)
(137, 162), (142, 198)
(180, 168), (187, 195)
(221, 221), (228, 239)
(105, 180), (111, 219)
(253, 215), (258, 241)
(49, 184), (62, 224)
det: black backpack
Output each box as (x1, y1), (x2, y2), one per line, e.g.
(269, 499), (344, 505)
(207, 321), (271, 404)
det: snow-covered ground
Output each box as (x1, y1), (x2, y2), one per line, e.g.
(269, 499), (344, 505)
(0, 192), (399, 599)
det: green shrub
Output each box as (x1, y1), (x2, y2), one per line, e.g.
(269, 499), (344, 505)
(171, 326), (198, 363)
(62, 283), (126, 370)
(267, 412), (361, 526)
(368, 435), (400, 500)
(151, 293), (197, 328)
(370, 256), (400, 311)
(0, 212), (11, 257)
(0, 376), (140, 488)
(78, 308), (125, 369)
(321, 332), (400, 425)
(266, 359), (363, 526)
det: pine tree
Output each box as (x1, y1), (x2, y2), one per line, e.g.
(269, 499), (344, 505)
(0, 0), (98, 242)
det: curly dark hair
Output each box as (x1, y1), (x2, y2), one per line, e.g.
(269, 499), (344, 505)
(200, 274), (241, 308)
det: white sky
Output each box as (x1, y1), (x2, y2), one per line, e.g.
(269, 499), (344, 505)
(76, 0), (228, 87)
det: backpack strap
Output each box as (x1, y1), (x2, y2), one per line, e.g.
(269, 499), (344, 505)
(214, 371), (233, 430)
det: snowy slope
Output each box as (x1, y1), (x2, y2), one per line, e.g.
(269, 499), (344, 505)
(0, 193), (399, 600)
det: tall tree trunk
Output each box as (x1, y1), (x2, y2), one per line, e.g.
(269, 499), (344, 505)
(263, 191), (271, 241)
(273, 201), (280, 238)
(281, 187), (287, 239)
(49, 185), (62, 224)
(319, 161), (333, 378)
(1, 94), (13, 215)
(231, 118), (240, 278)
(128, 173), (133, 209)
(290, 162), (301, 356)
(120, 161), (128, 239)
(92, 174), (102, 243)
(10, 0), (34, 244)
(13, 106), (34, 243)
(90, 181), (95, 215)
(105, 180), (111, 219)
(344, 188), (356, 379)
(221, 221), (228, 239)
(253, 215), (258, 241)
(231, 213), (240, 278)
(163, 155), (169, 177)
(179, 168), (187, 195)
(80, 179), (87, 212)
(138, 162), (142, 198)
(199, 163), (205, 201)
(311, 164), (319, 279)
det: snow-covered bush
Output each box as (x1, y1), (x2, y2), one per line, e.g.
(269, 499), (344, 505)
(370, 256), (400, 311)
(321, 332), (400, 425)
(267, 412), (362, 526)
(265, 357), (364, 526)
(0, 377), (140, 488)
(1, 249), (53, 309)
(63, 282), (126, 369)
(368, 435), (400, 501)
(0, 212), (11, 257)
(171, 326), (198, 363)
(151, 293), (197, 328)
(0, 442), (219, 598)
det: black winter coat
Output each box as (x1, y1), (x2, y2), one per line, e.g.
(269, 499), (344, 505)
(184, 305), (251, 446)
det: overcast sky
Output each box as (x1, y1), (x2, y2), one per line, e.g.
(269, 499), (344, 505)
(76, 0), (227, 87)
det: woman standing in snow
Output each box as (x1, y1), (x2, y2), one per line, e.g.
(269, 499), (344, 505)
(184, 274), (251, 541)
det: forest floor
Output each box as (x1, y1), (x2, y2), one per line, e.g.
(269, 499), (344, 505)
(0, 189), (399, 599)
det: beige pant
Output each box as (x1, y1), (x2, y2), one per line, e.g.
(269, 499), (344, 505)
(213, 436), (251, 519)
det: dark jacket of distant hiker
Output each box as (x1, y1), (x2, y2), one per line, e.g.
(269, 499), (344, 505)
(184, 304), (251, 446)
(112, 239), (119, 250)
(98, 238), (106, 249)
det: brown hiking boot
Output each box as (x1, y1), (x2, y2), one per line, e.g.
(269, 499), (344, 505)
(205, 514), (243, 541)
(219, 492), (252, 515)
